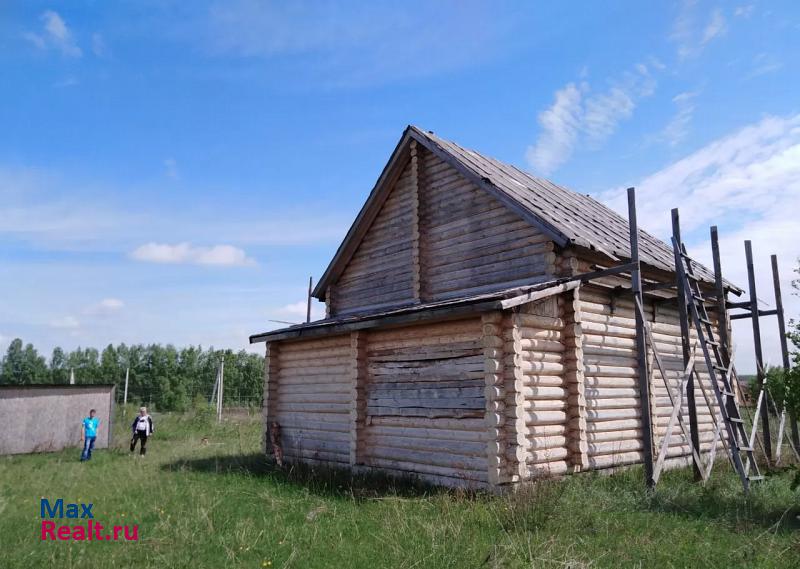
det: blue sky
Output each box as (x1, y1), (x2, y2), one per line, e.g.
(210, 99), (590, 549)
(1, 1), (798, 372)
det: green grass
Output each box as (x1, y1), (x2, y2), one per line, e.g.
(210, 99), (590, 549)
(1, 411), (798, 569)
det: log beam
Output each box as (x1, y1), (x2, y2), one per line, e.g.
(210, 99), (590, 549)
(349, 331), (367, 465)
(563, 286), (588, 471)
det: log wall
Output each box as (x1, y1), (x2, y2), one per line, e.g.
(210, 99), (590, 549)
(362, 319), (487, 486)
(577, 285), (726, 472)
(271, 335), (352, 465)
(263, 286), (731, 487)
(334, 159), (416, 316)
(330, 148), (557, 316)
(508, 298), (572, 479)
(417, 149), (555, 300)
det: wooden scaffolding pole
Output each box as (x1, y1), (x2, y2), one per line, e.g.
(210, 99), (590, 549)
(673, 209), (701, 481)
(628, 187), (654, 487)
(710, 228), (731, 365)
(745, 240), (772, 462)
(771, 255), (800, 451)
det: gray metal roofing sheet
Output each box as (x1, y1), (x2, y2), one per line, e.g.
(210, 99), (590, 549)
(412, 126), (720, 284)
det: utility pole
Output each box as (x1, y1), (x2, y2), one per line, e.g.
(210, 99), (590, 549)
(70, 368), (75, 385)
(217, 356), (225, 423)
(123, 367), (130, 406)
(306, 276), (313, 323)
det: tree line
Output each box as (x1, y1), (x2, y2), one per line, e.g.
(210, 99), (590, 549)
(0, 339), (264, 411)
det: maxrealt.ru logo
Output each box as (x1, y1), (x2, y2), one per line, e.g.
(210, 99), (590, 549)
(40, 499), (138, 541)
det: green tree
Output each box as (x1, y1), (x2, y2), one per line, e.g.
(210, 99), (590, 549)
(1, 338), (26, 384)
(783, 259), (800, 452)
(100, 344), (120, 384)
(23, 343), (49, 383)
(50, 347), (68, 384)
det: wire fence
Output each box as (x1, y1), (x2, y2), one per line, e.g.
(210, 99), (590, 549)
(114, 386), (262, 411)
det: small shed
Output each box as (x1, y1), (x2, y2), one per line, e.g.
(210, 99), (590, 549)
(250, 126), (739, 489)
(0, 384), (115, 455)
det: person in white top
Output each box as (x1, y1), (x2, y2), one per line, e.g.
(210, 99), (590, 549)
(130, 406), (154, 456)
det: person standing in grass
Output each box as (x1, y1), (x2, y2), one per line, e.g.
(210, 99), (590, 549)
(130, 406), (154, 456)
(80, 409), (100, 462)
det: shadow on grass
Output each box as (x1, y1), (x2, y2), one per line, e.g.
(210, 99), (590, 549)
(636, 466), (800, 533)
(161, 452), (468, 500)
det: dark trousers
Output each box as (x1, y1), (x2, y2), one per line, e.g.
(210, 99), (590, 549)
(130, 432), (148, 455)
(80, 436), (96, 461)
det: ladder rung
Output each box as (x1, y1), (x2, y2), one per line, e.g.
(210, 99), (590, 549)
(712, 364), (728, 372)
(729, 417), (744, 424)
(692, 293), (705, 302)
(747, 475), (764, 482)
(706, 339), (720, 347)
(737, 446), (754, 452)
(722, 390), (735, 397)
(699, 317), (713, 325)
(686, 273), (700, 281)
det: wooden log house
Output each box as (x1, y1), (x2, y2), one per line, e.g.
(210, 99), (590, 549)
(250, 126), (742, 489)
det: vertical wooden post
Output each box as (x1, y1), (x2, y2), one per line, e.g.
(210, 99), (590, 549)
(325, 286), (335, 319)
(710, 228), (731, 365)
(745, 240), (771, 462)
(349, 331), (367, 466)
(563, 286), (588, 472)
(123, 367), (130, 406)
(771, 255), (800, 450)
(409, 140), (423, 303)
(628, 187), (654, 487)
(673, 209), (701, 481)
(306, 276), (313, 323)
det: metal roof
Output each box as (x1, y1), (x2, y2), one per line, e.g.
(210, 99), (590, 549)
(412, 126), (720, 284)
(252, 277), (576, 343)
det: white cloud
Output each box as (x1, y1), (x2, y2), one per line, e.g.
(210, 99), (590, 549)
(203, 1), (522, 87)
(702, 9), (727, 44)
(598, 113), (800, 372)
(91, 33), (109, 57)
(734, 5), (755, 18)
(525, 83), (583, 174)
(25, 11), (82, 57)
(164, 158), (179, 179)
(130, 242), (256, 267)
(277, 300), (325, 322)
(50, 316), (80, 329)
(671, 2), (727, 59)
(583, 87), (635, 144)
(661, 91), (698, 147)
(54, 76), (79, 88)
(527, 64), (657, 174)
(85, 298), (125, 316)
(0, 165), (349, 250)
(745, 53), (783, 80)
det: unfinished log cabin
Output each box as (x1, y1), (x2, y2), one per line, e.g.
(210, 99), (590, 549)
(250, 126), (742, 489)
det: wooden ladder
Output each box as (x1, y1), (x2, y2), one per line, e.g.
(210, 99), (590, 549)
(671, 238), (762, 492)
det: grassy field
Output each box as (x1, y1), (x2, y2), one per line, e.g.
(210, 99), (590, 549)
(1, 410), (798, 569)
